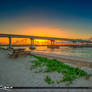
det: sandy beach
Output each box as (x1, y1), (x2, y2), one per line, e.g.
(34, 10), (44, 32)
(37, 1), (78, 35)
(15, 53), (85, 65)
(31, 51), (92, 69)
(0, 49), (92, 92)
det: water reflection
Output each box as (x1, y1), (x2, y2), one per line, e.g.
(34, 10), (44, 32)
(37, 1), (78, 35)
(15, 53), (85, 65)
(31, 46), (92, 58)
(1, 46), (92, 58)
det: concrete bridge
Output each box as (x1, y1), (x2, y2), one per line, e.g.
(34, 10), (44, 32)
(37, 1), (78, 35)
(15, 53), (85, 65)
(0, 34), (92, 49)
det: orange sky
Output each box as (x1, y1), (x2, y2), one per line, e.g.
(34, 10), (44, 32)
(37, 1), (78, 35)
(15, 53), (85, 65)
(1, 25), (90, 37)
(0, 25), (91, 45)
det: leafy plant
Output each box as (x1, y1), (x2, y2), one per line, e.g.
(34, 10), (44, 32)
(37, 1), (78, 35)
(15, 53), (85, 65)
(44, 75), (54, 84)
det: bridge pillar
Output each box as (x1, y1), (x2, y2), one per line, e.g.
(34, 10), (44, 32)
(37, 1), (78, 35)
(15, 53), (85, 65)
(47, 40), (55, 48)
(47, 40), (60, 48)
(30, 38), (35, 50)
(8, 36), (12, 49)
(72, 41), (79, 48)
(51, 40), (54, 48)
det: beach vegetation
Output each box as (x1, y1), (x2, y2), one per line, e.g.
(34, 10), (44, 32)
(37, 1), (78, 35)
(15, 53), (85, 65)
(44, 75), (54, 84)
(30, 55), (90, 85)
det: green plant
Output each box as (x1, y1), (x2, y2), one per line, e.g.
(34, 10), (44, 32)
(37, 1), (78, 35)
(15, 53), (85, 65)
(30, 55), (90, 85)
(44, 76), (54, 84)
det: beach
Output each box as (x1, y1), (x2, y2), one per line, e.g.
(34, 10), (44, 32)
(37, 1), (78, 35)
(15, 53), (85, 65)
(31, 51), (92, 69)
(0, 49), (92, 92)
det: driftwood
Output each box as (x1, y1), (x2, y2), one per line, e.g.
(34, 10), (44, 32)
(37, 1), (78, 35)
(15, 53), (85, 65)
(8, 48), (31, 58)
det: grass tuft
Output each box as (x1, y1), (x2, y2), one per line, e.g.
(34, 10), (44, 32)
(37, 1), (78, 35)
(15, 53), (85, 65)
(44, 75), (54, 84)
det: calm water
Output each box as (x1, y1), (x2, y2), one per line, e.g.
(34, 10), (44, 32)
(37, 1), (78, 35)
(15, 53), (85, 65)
(2, 46), (92, 58)
(27, 46), (92, 58)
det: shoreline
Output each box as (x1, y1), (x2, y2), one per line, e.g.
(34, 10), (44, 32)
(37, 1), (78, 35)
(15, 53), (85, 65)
(31, 51), (92, 69)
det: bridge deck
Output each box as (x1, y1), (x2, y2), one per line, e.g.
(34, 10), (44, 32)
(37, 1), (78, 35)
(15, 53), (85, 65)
(0, 33), (92, 43)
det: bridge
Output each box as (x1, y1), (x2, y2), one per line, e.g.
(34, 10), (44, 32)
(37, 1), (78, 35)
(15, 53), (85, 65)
(0, 34), (92, 49)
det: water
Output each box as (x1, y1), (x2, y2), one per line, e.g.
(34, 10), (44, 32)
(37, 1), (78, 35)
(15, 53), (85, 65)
(33, 46), (92, 58)
(1, 46), (92, 58)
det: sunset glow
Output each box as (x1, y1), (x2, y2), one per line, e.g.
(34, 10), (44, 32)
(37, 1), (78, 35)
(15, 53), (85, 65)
(0, 0), (92, 44)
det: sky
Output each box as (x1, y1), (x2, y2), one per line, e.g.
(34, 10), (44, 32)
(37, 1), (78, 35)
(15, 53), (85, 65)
(0, 0), (92, 40)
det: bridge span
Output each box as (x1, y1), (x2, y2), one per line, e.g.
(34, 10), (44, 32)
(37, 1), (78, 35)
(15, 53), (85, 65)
(0, 34), (92, 49)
